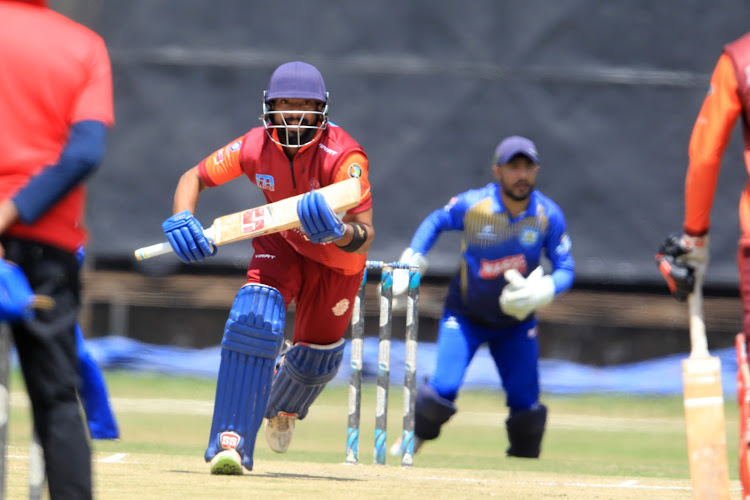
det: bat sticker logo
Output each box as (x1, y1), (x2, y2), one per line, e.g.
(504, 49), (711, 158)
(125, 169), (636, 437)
(242, 207), (267, 233)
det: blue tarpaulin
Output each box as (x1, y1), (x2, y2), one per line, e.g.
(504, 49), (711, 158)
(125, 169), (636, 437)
(16, 336), (737, 396)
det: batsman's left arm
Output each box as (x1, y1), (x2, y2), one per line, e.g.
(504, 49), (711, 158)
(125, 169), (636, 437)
(172, 166), (209, 215)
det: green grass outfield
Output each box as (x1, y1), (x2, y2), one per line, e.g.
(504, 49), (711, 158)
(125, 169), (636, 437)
(4, 370), (744, 499)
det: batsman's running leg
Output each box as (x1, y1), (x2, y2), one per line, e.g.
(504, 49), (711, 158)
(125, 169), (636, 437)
(264, 338), (345, 452)
(205, 284), (285, 473)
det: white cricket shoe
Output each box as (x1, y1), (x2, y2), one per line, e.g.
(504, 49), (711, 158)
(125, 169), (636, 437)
(209, 449), (243, 475)
(265, 411), (298, 453)
(389, 434), (424, 456)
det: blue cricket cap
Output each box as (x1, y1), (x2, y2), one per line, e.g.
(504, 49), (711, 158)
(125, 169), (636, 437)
(493, 136), (540, 165)
(265, 61), (327, 103)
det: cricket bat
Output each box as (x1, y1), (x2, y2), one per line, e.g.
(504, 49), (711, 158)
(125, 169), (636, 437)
(134, 177), (361, 261)
(682, 278), (731, 499)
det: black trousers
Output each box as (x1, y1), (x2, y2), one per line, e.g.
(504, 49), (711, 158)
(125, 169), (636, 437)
(3, 237), (91, 500)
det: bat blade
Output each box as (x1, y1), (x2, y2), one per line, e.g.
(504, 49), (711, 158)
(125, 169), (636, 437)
(683, 283), (731, 499)
(134, 178), (361, 260)
(682, 356), (731, 499)
(212, 177), (361, 245)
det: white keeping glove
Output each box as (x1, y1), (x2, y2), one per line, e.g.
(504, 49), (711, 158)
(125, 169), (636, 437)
(678, 234), (709, 278)
(392, 248), (428, 297)
(499, 267), (555, 320)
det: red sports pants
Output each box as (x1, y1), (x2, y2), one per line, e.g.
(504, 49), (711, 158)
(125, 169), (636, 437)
(246, 232), (364, 345)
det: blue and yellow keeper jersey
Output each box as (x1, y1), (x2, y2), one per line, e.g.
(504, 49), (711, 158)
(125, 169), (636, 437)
(410, 183), (575, 328)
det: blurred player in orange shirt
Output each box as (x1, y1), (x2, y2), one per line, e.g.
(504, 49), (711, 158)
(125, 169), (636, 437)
(0, 0), (114, 498)
(160, 61), (374, 474)
(656, 32), (750, 499)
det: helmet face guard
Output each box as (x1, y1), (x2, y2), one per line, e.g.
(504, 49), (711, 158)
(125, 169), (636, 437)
(261, 61), (330, 148)
(262, 92), (329, 148)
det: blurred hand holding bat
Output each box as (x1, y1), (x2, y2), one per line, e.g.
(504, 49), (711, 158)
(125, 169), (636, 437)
(654, 232), (701, 302)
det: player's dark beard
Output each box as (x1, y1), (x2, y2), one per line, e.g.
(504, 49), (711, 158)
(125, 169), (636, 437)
(281, 124), (316, 146)
(502, 181), (533, 202)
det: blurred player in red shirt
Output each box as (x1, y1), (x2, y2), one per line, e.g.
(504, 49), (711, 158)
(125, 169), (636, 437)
(0, 1), (113, 498)
(161, 61), (374, 474)
(656, 32), (750, 499)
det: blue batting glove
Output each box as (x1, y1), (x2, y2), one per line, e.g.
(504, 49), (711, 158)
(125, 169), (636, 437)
(0, 259), (35, 323)
(296, 190), (346, 244)
(162, 210), (217, 263)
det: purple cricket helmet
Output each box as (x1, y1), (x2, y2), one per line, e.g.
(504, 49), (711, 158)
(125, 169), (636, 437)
(265, 61), (327, 103)
(262, 61), (330, 148)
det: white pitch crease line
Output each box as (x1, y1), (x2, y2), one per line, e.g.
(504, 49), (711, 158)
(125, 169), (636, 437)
(408, 476), (692, 491)
(98, 453), (128, 463)
(617, 480), (639, 487)
(534, 480), (689, 491)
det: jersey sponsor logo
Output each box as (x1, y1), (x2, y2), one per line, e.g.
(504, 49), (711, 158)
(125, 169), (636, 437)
(520, 227), (540, 247)
(229, 140), (242, 152)
(477, 224), (497, 241)
(479, 255), (527, 279)
(256, 174), (275, 191)
(241, 207), (267, 234)
(318, 143), (339, 156)
(214, 149), (224, 165)
(527, 326), (537, 339)
(332, 298), (350, 316)
(254, 253), (275, 259)
(348, 163), (362, 178)
(555, 233), (571, 256)
(219, 431), (241, 450)
(444, 315), (460, 329)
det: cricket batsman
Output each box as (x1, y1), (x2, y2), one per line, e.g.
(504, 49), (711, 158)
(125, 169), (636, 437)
(160, 61), (374, 474)
(655, 31), (750, 500)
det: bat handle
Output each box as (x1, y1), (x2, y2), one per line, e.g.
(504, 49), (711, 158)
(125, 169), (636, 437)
(29, 295), (55, 310)
(133, 226), (216, 261)
(134, 242), (173, 261)
(687, 274), (709, 358)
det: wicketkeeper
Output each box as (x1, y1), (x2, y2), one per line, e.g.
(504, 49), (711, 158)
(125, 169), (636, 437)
(390, 136), (575, 458)
(161, 62), (375, 474)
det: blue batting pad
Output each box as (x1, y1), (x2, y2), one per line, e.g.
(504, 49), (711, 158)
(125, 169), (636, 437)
(204, 285), (285, 471)
(265, 339), (345, 420)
